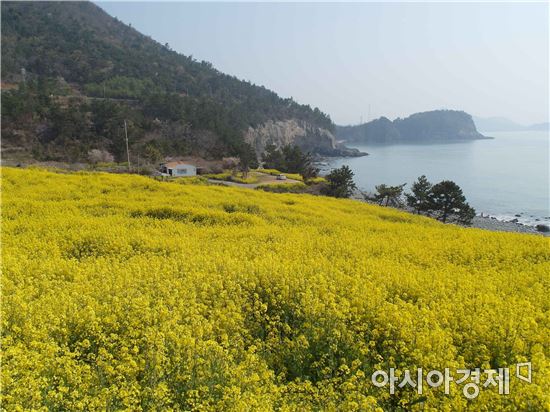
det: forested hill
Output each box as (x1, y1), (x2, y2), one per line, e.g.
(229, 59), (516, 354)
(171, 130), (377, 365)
(336, 110), (491, 144)
(1, 1), (336, 162)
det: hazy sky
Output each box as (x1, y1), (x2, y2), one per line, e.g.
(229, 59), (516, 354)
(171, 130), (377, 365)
(98, 2), (549, 125)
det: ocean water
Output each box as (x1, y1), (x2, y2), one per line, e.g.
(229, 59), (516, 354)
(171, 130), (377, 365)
(323, 131), (550, 227)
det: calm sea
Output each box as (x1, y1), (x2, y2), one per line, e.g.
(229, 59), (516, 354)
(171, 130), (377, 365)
(323, 130), (550, 227)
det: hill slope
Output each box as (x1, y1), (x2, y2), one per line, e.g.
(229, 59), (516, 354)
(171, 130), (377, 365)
(337, 110), (490, 144)
(2, 167), (549, 410)
(1, 1), (351, 162)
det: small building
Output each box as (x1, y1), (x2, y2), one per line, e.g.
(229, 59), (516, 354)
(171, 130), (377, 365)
(160, 162), (197, 177)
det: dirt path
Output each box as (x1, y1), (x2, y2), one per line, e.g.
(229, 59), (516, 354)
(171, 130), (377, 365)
(208, 172), (302, 189)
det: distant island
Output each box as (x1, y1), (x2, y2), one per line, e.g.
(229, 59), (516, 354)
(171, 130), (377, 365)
(473, 116), (550, 132)
(336, 110), (491, 144)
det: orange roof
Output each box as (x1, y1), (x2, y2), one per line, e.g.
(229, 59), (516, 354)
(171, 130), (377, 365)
(1, 82), (18, 90)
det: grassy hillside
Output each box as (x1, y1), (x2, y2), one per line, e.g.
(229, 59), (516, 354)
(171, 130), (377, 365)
(2, 168), (549, 410)
(1, 1), (333, 161)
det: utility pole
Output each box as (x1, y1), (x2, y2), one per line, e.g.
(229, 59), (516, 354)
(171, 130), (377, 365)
(124, 120), (131, 172)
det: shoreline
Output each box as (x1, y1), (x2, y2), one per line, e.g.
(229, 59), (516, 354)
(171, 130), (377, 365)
(469, 215), (548, 236)
(351, 194), (549, 236)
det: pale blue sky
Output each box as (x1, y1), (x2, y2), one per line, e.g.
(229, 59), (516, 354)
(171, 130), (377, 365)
(97, 2), (549, 125)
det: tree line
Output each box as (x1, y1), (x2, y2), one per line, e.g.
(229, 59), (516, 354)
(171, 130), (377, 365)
(312, 164), (475, 225)
(373, 176), (475, 224)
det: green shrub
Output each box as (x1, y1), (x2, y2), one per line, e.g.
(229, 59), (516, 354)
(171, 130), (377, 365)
(255, 183), (307, 193)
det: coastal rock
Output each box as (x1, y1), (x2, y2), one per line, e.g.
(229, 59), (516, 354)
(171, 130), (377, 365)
(245, 119), (366, 158)
(535, 224), (550, 233)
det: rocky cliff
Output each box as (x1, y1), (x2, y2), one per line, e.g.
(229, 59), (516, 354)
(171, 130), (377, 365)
(245, 119), (366, 157)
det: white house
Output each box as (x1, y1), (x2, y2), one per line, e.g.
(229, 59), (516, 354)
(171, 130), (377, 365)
(160, 162), (197, 177)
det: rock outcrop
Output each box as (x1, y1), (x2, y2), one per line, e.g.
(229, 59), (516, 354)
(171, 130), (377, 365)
(245, 119), (366, 158)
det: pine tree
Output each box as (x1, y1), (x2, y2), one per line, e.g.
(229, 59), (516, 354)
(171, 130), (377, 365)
(375, 183), (406, 206)
(323, 165), (357, 198)
(427, 180), (475, 224)
(406, 175), (432, 213)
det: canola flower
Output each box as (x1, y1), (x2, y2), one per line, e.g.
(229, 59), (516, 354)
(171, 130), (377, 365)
(202, 171), (260, 184)
(258, 169), (305, 182)
(255, 183), (308, 193)
(1, 167), (549, 411)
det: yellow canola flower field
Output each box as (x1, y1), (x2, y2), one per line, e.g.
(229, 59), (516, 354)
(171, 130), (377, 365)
(1, 167), (549, 411)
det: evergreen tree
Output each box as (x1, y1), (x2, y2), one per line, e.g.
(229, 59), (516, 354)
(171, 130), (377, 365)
(406, 175), (432, 213)
(375, 183), (406, 206)
(322, 165), (357, 198)
(426, 180), (475, 224)
(262, 144), (286, 170)
(262, 144), (318, 179)
(237, 143), (258, 177)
